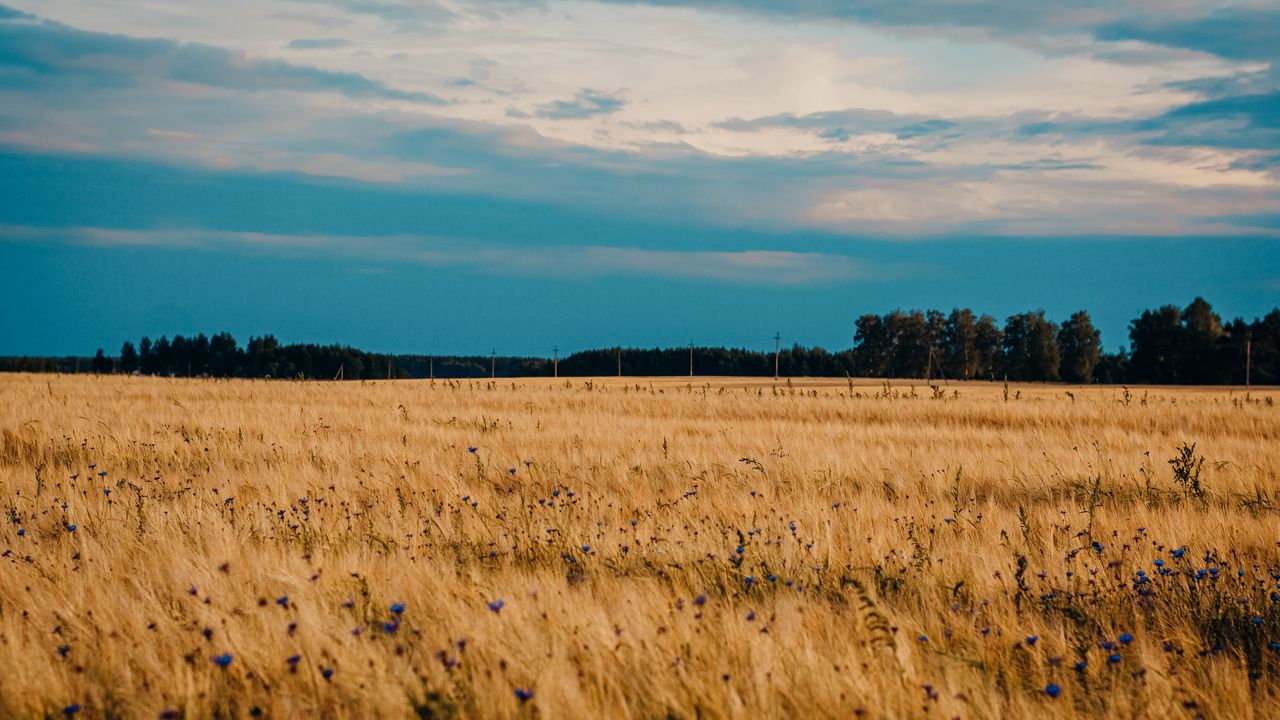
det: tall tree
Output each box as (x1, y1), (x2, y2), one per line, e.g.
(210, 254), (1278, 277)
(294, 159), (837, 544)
(1058, 310), (1102, 383)
(119, 341), (138, 374)
(91, 348), (111, 374)
(1128, 305), (1183, 384)
(1002, 311), (1060, 381)
(942, 308), (979, 380)
(974, 314), (1003, 380)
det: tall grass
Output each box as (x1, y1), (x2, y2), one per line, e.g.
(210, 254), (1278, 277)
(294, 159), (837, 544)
(1, 374), (1278, 718)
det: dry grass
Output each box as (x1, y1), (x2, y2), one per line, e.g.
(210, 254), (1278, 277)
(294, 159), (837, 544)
(1, 373), (1279, 719)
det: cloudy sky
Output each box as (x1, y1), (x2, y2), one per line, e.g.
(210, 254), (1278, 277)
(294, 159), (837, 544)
(1, 0), (1277, 355)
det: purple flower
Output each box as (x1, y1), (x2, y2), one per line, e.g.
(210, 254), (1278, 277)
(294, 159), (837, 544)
(488, 599), (505, 613)
(514, 688), (534, 703)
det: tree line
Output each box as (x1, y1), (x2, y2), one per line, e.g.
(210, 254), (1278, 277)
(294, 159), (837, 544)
(2, 297), (1276, 384)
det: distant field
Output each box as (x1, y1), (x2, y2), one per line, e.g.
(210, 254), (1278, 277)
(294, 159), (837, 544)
(2, 373), (1279, 718)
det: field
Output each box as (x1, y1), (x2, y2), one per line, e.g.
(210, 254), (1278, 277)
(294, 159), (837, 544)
(1, 373), (1279, 719)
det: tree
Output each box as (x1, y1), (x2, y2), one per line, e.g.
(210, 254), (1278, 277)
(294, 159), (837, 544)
(1128, 305), (1183, 384)
(1181, 297), (1223, 383)
(120, 341), (139, 374)
(1002, 311), (1060, 381)
(853, 314), (890, 377)
(973, 315), (1003, 380)
(942, 308), (979, 380)
(1058, 310), (1102, 383)
(91, 348), (111, 374)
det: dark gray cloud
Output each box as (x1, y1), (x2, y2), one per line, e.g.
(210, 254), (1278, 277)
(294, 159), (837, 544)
(534, 89), (626, 120)
(1096, 8), (1280, 63)
(717, 109), (962, 144)
(286, 37), (353, 50)
(600, 1), (1280, 68)
(0, 9), (443, 103)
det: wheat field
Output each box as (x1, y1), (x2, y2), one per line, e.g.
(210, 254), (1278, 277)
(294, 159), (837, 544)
(1, 373), (1278, 719)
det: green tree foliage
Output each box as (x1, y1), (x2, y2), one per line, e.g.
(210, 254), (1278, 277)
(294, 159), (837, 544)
(1001, 310), (1061, 381)
(1058, 310), (1102, 383)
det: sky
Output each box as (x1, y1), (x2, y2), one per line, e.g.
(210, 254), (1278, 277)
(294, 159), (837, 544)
(0, 0), (1278, 356)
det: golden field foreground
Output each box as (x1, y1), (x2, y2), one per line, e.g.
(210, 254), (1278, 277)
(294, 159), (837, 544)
(2, 374), (1280, 719)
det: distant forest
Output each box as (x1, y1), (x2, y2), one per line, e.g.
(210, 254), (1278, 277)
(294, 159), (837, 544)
(3, 297), (1278, 385)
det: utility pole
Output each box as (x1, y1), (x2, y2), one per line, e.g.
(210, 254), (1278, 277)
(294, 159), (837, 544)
(553, 345), (559, 379)
(1246, 336), (1252, 387)
(387, 357), (392, 380)
(491, 349), (496, 379)
(429, 356), (434, 381)
(616, 346), (622, 377)
(774, 332), (781, 380)
(689, 341), (694, 377)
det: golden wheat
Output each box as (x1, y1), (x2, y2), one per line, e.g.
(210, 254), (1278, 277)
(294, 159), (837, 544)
(1, 373), (1278, 718)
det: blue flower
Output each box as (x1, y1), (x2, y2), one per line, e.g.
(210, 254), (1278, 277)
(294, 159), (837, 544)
(488, 599), (505, 613)
(1026, 635), (1038, 646)
(276, 595), (289, 607)
(581, 545), (591, 553)
(63, 704), (81, 716)
(1108, 654), (1121, 664)
(322, 667), (335, 679)
(509, 468), (517, 475)
(1074, 660), (1087, 670)
(1118, 632), (1134, 645)
(746, 611), (756, 621)
(286, 655), (301, 665)
(630, 519), (638, 526)
(1171, 548), (1186, 559)
(467, 447), (478, 453)
(212, 653), (233, 667)
(103, 489), (111, 496)
(66, 524), (77, 532)
(390, 602), (405, 615)
(1153, 559), (1164, 567)
(1252, 616), (1263, 624)
(1045, 683), (1061, 698)
(16, 529), (24, 537)
(744, 577), (756, 585)
(918, 635), (928, 642)
(383, 620), (399, 634)
(514, 688), (534, 703)
(693, 594), (706, 606)
(735, 546), (744, 554)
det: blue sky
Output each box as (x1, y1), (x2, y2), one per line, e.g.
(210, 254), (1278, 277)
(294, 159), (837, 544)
(0, 0), (1277, 356)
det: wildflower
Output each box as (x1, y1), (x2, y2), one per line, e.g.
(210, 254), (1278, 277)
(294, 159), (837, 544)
(103, 489), (111, 496)
(1026, 635), (1038, 646)
(1252, 616), (1264, 625)
(581, 545), (591, 553)
(1171, 548), (1186, 559)
(1108, 654), (1121, 664)
(276, 596), (289, 607)
(66, 524), (77, 532)
(322, 667), (335, 679)
(1045, 683), (1061, 698)
(1074, 660), (1087, 671)
(693, 594), (707, 606)
(488, 599), (505, 613)
(1118, 633), (1134, 645)
(390, 602), (405, 615)
(286, 655), (301, 666)
(1153, 559), (1164, 567)
(63, 704), (81, 716)
(1091, 542), (1104, 552)
(467, 447), (478, 453)
(212, 653), (233, 667)
(744, 577), (756, 586)
(735, 546), (744, 555)
(383, 620), (399, 634)
(514, 688), (534, 703)
(57, 645), (70, 657)
(16, 529), (24, 537)
(918, 635), (928, 642)
(630, 519), (638, 527)
(746, 611), (756, 622)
